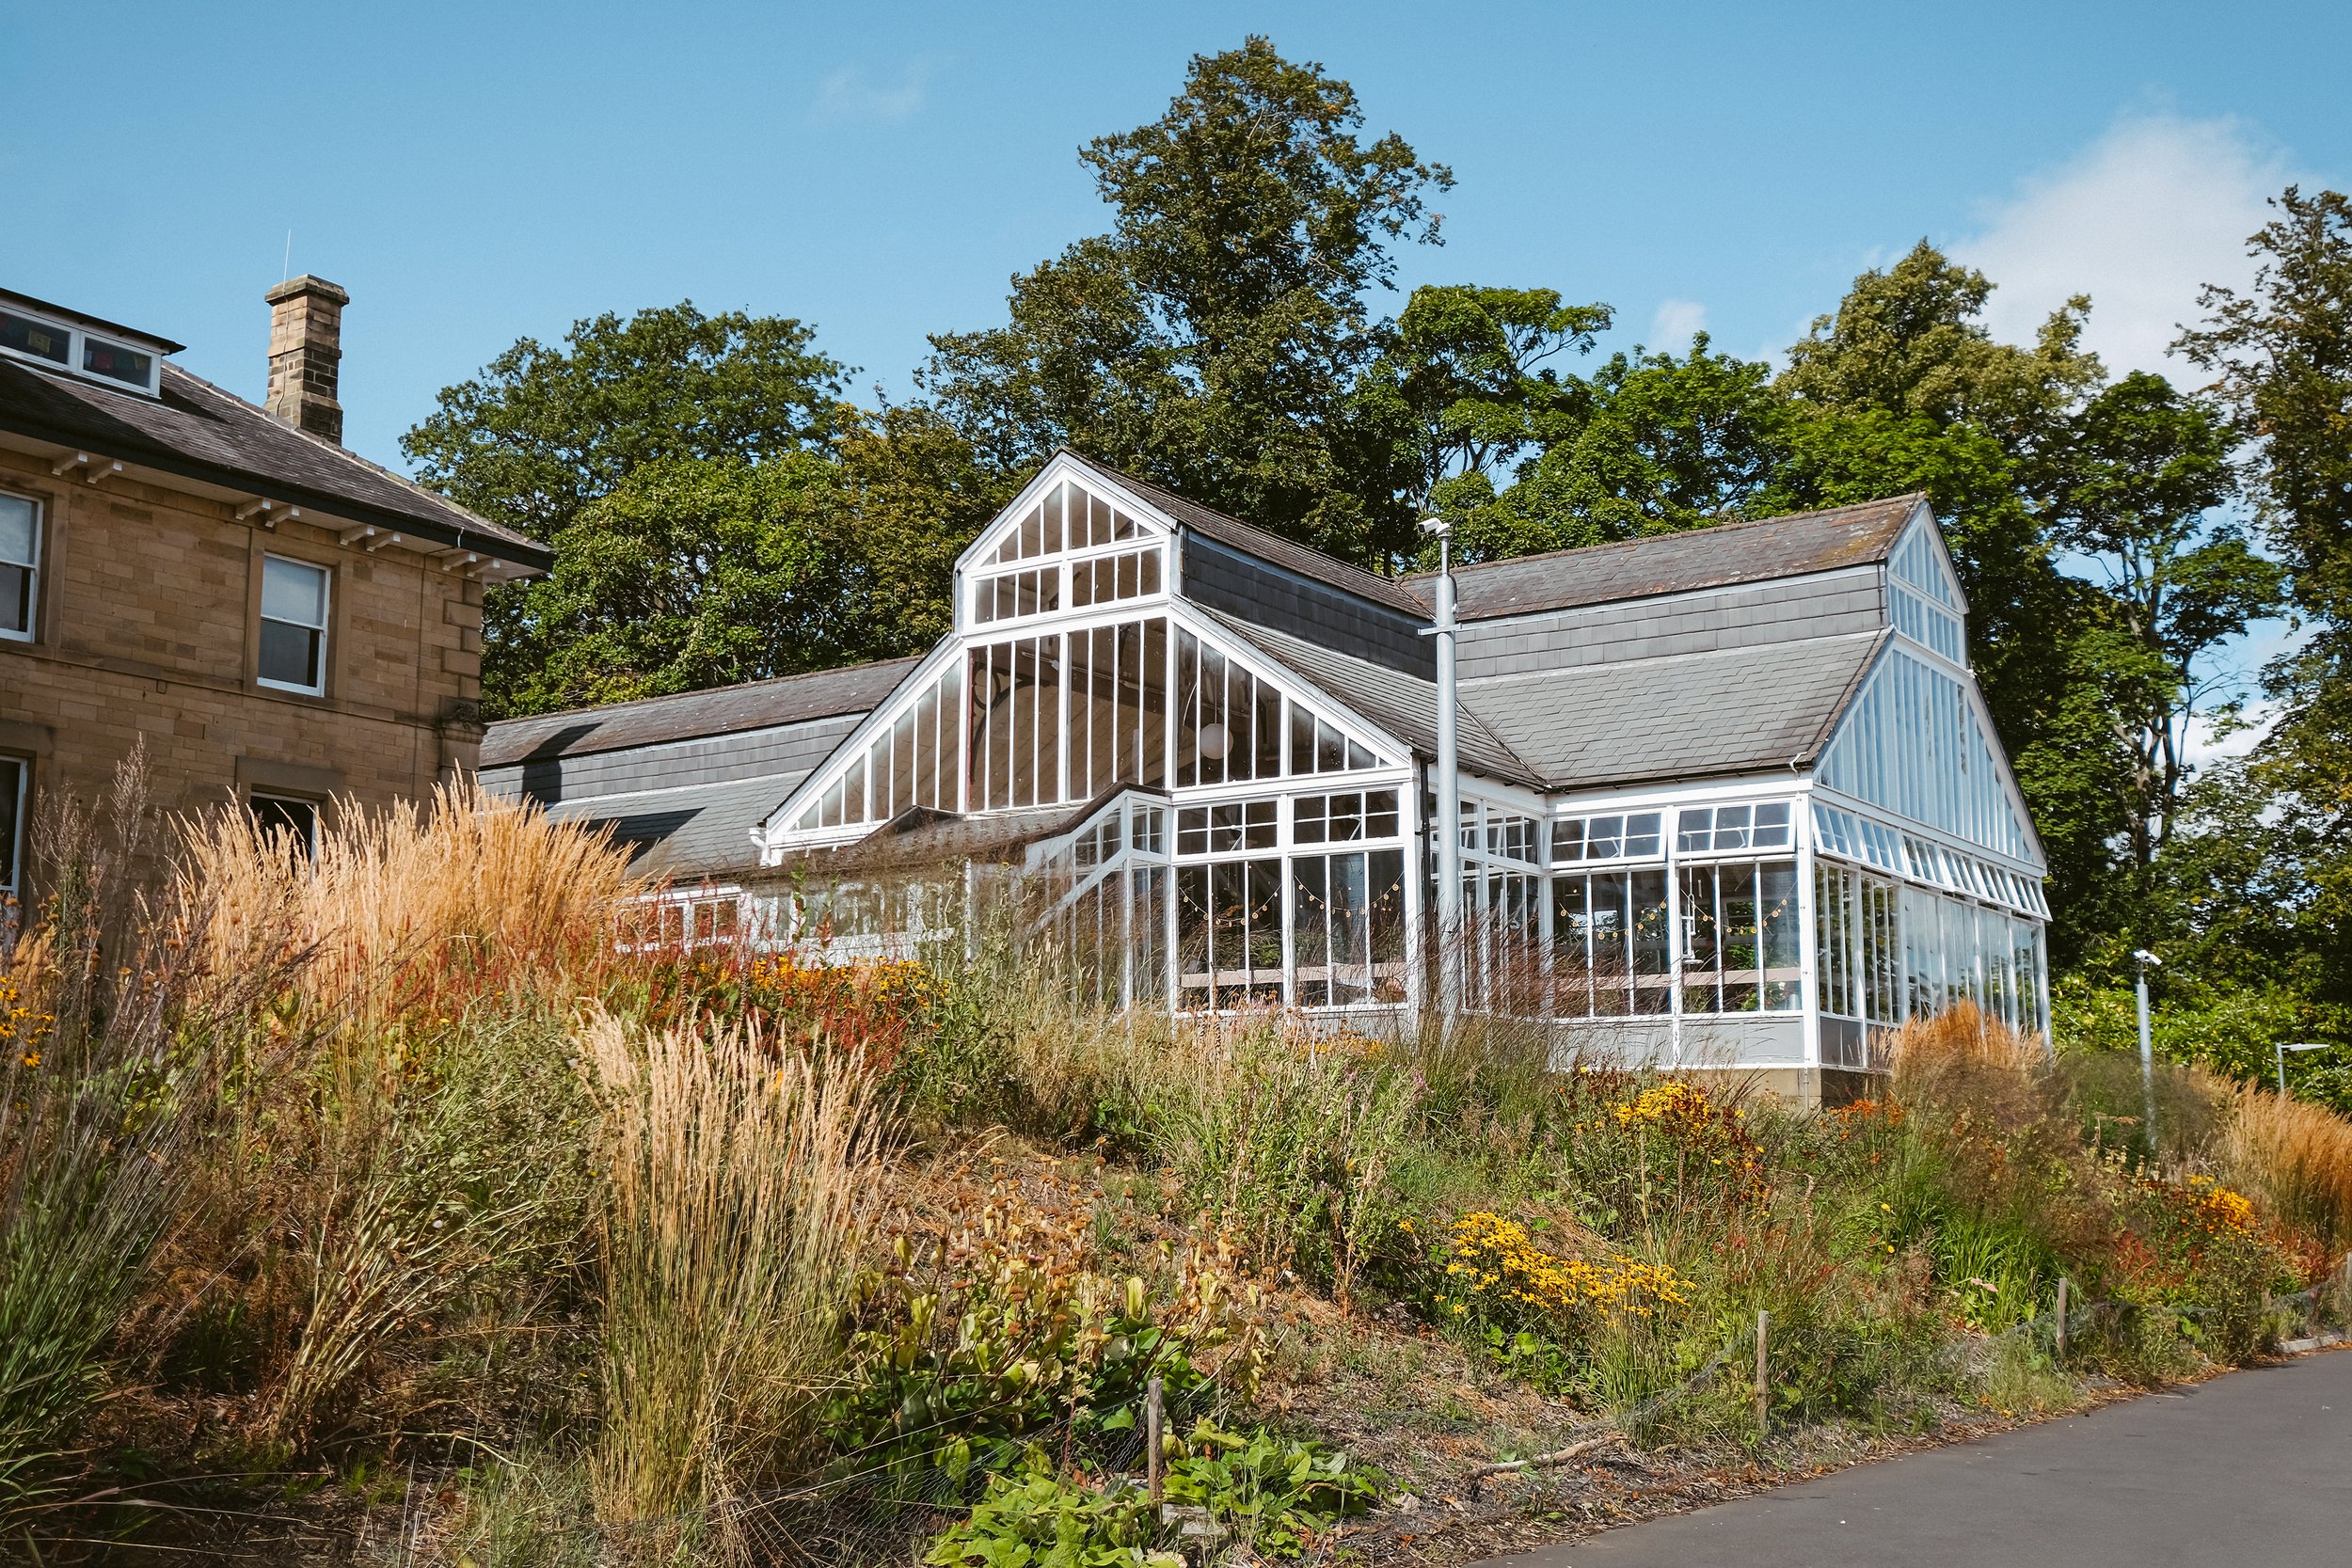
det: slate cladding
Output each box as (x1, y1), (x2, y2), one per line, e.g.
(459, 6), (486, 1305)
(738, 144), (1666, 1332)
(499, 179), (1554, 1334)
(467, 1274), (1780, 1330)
(1180, 534), (1434, 677)
(0, 356), (546, 566)
(1404, 495), (1923, 622)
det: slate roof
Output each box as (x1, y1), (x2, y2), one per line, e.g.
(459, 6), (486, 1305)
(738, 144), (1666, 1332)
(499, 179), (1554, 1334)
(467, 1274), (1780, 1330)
(1204, 610), (1547, 789)
(480, 657), (925, 768)
(1460, 629), (1888, 792)
(534, 773), (790, 881)
(1059, 451), (1431, 620)
(0, 356), (548, 567)
(1402, 496), (1925, 622)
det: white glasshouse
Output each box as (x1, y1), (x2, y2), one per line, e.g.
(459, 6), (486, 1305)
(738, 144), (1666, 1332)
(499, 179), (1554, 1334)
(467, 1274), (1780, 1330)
(480, 450), (2050, 1098)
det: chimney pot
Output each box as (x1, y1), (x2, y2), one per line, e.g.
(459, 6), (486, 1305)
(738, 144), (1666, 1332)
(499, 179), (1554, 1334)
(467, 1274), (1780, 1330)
(264, 275), (349, 444)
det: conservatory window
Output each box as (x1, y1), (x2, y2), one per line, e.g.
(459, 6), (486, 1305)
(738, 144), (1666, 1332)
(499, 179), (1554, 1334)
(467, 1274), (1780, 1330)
(970, 636), (1067, 811)
(1176, 799), (1277, 855)
(973, 566), (1060, 625)
(1295, 789), (1400, 845)
(1484, 813), (1542, 863)
(1070, 546), (1164, 609)
(1066, 618), (1170, 799)
(1176, 859), (1283, 1009)
(993, 480), (1143, 562)
(1680, 861), (1802, 1014)
(1286, 706), (1377, 774)
(1174, 628), (1284, 785)
(1553, 811), (1663, 863)
(1677, 802), (1790, 854)
(1293, 848), (1407, 1006)
(1550, 868), (1673, 1018)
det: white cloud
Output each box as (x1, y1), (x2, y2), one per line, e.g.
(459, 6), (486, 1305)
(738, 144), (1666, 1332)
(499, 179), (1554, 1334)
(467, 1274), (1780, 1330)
(812, 62), (931, 125)
(1958, 114), (2289, 378)
(1649, 298), (1708, 348)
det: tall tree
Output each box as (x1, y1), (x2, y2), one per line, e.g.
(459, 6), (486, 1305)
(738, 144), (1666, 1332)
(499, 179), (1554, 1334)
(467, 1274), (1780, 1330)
(1498, 335), (1788, 557)
(2177, 187), (2352, 1023)
(2039, 372), (2281, 936)
(922, 37), (1452, 564)
(403, 302), (848, 542)
(403, 302), (854, 715)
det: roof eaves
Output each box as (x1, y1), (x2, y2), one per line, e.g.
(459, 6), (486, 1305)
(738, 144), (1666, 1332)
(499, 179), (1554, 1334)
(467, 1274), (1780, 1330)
(0, 364), (549, 570)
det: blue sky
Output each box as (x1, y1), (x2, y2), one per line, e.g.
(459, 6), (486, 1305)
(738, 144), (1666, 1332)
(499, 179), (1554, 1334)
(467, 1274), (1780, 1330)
(11, 0), (2346, 469)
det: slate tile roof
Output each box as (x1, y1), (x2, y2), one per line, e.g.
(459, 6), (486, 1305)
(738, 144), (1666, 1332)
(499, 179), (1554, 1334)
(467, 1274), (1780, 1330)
(1204, 610), (1547, 788)
(479, 656), (924, 768)
(0, 357), (548, 566)
(1401, 496), (1925, 622)
(1059, 451), (1432, 619)
(1461, 628), (1888, 791)
(532, 773), (792, 880)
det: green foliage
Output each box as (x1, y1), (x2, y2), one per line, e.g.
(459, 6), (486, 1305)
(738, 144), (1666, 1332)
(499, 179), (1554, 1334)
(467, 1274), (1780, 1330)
(1146, 1030), (1422, 1299)
(923, 1425), (1384, 1568)
(2178, 186), (2352, 1030)
(925, 1462), (1171, 1568)
(401, 301), (847, 545)
(923, 36), (1450, 564)
(826, 1174), (1261, 1480)
(1161, 1420), (1388, 1557)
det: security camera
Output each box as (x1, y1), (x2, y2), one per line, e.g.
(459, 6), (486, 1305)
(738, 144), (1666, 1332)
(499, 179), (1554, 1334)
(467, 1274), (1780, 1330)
(2133, 949), (2161, 967)
(1419, 514), (1451, 537)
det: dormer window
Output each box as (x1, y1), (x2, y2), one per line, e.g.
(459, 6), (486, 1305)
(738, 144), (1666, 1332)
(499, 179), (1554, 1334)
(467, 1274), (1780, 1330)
(81, 336), (153, 388)
(1, 309), (69, 367)
(0, 295), (169, 397)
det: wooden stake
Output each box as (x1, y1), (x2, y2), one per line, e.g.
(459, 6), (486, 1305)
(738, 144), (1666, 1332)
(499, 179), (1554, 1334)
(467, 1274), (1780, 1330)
(1755, 1310), (1770, 1439)
(1146, 1375), (1164, 1505)
(2055, 1276), (2070, 1363)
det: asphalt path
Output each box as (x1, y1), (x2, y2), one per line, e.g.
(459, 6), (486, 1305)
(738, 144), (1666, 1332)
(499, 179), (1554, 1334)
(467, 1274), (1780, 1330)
(1482, 1348), (2352, 1568)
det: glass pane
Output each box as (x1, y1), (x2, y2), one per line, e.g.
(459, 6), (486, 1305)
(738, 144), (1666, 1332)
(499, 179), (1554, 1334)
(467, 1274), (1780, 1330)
(1631, 868), (1672, 1012)
(1587, 816), (1623, 858)
(0, 563), (27, 636)
(82, 337), (152, 387)
(0, 495), (34, 566)
(1753, 801), (1791, 847)
(262, 555), (327, 628)
(1253, 678), (1281, 780)
(0, 757), (23, 887)
(1714, 804), (1752, 850)
(1552, 818), (1584, 862)
(1677, 808), (1712, 852)
(1315, 720), (1343, 773)
(1591, 871), (1629, 1016)
(1, 310), (70, 365)
(1625, 812), (1663, 858)
(258, 619), (321, 688)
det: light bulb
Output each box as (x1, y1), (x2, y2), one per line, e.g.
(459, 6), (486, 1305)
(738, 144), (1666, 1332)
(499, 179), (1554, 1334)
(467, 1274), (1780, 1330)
(1198, 721), (1230, 760)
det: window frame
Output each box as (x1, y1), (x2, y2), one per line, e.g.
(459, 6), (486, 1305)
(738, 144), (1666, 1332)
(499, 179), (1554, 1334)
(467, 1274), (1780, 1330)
(0, 303), (165, 396)
(256, 551), (333, 697)
(248, 791), (322, 859)
(0, 754), (26, 901)
(0, 488), (40, 645)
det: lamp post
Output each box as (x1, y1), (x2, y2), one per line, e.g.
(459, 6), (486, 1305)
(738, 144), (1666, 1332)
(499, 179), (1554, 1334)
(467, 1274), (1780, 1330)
(2133, 948), (2159, 1156)
(1422, 511), (1462, 1025)
(2276, 1041), (2329, 1098)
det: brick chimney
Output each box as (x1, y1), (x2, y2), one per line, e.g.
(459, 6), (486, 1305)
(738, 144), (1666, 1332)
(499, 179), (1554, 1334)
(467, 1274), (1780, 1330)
(264, 276), (349, 443)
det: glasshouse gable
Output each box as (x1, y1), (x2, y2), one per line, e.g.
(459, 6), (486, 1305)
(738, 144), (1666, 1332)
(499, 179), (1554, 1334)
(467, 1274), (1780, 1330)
(479, 450), (2051, 1097)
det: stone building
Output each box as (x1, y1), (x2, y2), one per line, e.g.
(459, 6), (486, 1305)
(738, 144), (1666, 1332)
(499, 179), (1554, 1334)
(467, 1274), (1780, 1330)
(483, 450), (2049, 1099)
(0, 279), (546, 900)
